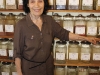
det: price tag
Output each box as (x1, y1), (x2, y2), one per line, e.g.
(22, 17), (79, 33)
(56, 53), (65, 60)
(49, 0), (53, 5)
(69, 53), (78, 60)
(56, 0), (66, 5)
(82, 0), (93, 6)
(19, 0), (23, 5)
(69, 0), (79, 5)
(6, 0), (15, 5)
(75, 26), (85, 35)
(9, 50), (13, 57)
(0, 25), (3, 32)
(2, 72), (9, 75)
(0, 49), (7, 56)
(93, 53), (100, 60)
(87, 27), (97, 35)
(81, 53), (90, 60)
(12, 72), (17, 75)
(5, 25), (14, 32)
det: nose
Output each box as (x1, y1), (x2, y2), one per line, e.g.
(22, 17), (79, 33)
(34, 2), (39, 7)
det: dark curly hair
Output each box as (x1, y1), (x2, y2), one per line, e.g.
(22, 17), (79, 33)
(23, 0), (50, 14)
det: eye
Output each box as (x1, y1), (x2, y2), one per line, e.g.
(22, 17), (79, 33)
(38, 0), (43, 3)
(30, 0), (35, 3)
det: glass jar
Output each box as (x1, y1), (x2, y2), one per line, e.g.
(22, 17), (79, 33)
(55, 66), (65, 75)
(55, 0), (67, 9)
(89, 67), (99, 75)
(0, 62), (3, 75)
(6, 0), (17, 9)
(1, 62), (11, 75)
(48, 0), (55, 9)
(82, 0), (93, 10)
(10, 63), (17, 75)
(68, 0), (81, 10)
(0, 13), (5, 36)
(96, 0), (100, 10)
(97, 16), (100, 37)
(55, 41), (67, 64)
(86, 14), (97, 37)
(0, 0), (6, 9)
(80, 41), (91, 63)
(74, 14), (86, 36)
(63, 13), (74, 33)
(17, 0), (23, 9)
(8, 39), (13, 60)
(78, 66), (88, 75)
(53, 13), (63, 27)
(68, 41), (79, 63)
(5, 13), (15, 36)
(67, 66), (77, 75)
(91, 42), (100, 63)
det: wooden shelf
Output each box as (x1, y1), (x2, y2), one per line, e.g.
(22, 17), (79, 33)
(0, 59), (14, 62)
(0, 9), (100, 13)
(0, 35), (13, 38)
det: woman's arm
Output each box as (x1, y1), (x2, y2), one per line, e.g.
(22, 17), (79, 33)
(15, 58), (23, 75)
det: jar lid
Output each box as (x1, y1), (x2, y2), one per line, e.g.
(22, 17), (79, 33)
(2, 62), (11, 65)
(56, 41), (66, 44)
(69, 41), (79, 44)
(81, 41), (91, 45)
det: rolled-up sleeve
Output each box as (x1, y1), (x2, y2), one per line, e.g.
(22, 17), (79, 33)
(51, 17), (70, 41)
(13, 21), (24, 59)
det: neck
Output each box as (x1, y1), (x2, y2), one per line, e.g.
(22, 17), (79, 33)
(30, 13), (40, 20)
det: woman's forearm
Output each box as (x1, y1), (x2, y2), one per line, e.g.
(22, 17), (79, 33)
(15, 58), (23, 75)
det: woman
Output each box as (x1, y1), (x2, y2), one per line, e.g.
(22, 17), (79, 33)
(13, 0), (99, 75)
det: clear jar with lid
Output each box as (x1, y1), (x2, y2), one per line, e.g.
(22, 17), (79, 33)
(1, 62), (11, 75)
(0, 0), (6, 9)
(67, 66), (77, 75)
(7, 39), (13, 60)
(55, 66), (65, 75)
(78, 66), (88, 75)
(82, 0), (93, 10)
(63, 13), (74, 33)
(74, 14), (86, 36)
(91, 41), (100, 63)
(5, 13), (15, 36)
(0, 13), (5, 36)
(86, 14), (97, 37)
(68, 41), (79, 63)
(0, 38), (9, 59)
(89, 67), (99, 75)
(53, 13), (63, 27)
(55, 0), (67, 9)
(68, 0), (81, 10)
(10, 63), (17, 75)
(17, 0), (23, 9)
(6, 0), (17, 9)
(80, 41), (91, 63)
(55, 41), (67, 64)
(96, 0), (100, 10)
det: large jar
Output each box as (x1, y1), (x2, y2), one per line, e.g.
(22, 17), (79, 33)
(74, 14), (86, 36)
(80, 41), (91, 63)
(6, 0), (17, 9)
(68, 41), (79, 63)
(55, 66), (65, 75)
(0, 13), (5, 36)
(10, 63), (17, 75)
(96, 0), (100, 10)
(53, 13), (63, 27)
(91, 42), (100, 63)
(68, 0), (81, 10)
(86, 14), (97, 37)
(1, 62), (11, 75)
(5, 13), (15, 36)
(63, 13), (74, 33)
(78, 66), (88, 75)
(55, 41), (67, 64)
(88, 67), (99, 75)
(0, 0), (6, 9)
(67, 66), (77, 75)
(17, 0), (23, 9)
(55, 0), (67, 9)
(82, 0), (93, 10)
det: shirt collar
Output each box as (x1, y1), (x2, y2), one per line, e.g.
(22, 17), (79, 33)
(26, 13), (47, 27)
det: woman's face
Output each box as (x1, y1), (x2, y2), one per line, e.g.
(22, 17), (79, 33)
(28, 0), (44, 16)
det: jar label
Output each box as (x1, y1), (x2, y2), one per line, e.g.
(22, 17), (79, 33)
(9, 50), (13, 57)
(12, 72), (17, 75)
(18, 0), (23, 5)
(81, 53), (90, 60)
(56, 53), (65, 60)
(69, 53), (78, 60)
(0, 0), (4, 8)
(98, 0), (100, 6)
(2, 72), (9, 75)
(0, 49), (7, 56)
(87, 27), (97, 35)
(49, 0), (53, 5)
(93, 53), (100, 60)
(6, 0), (16, 5)
(56, 0), (66, 5)
(69, 0), (79, 5)
(75, 26), (85, 35)
(0, 25), (3, 32)
(5, 25), (14, 32)
(82, 0), (93, 6)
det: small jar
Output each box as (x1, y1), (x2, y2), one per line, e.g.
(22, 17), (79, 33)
(67, 66), (77, 75)
(80, 41), (91, 63)
(68, 41), (79, 63)
(53, 13), (63, 27)
(78, 66), (88, 75)
(91, 42), (100, 63)
(89, 67), (99, 75)
(55, 66), (65, 75)
(86, 14), (97, 37)
(63, 13), (74, 33)
(55, 41), (67, 64)
(74, 14), (86, 36)
(0, 0), (6, 9)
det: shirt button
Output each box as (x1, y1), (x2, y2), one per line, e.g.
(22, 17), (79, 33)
(40, 33), (42, 35)
(41, 42), (43, 44)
